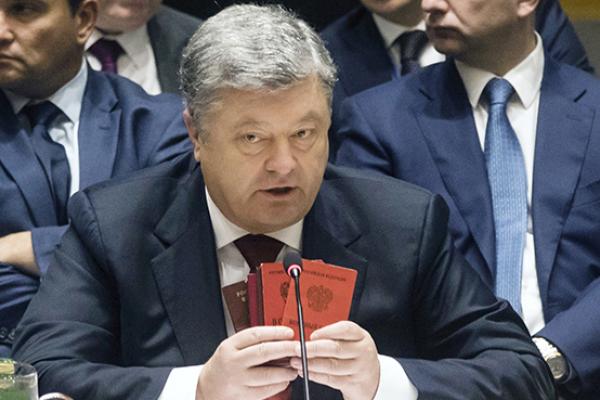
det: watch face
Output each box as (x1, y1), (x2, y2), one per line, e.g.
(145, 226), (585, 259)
(548, 356), (567, 380)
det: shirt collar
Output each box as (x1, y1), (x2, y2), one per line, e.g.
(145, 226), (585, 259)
(371, 13), (426, 49)
(4, 59), (87, 124)
(86, 24), (151, 69)
(455, 32), (544, 109)
(205, 187), (303, 252)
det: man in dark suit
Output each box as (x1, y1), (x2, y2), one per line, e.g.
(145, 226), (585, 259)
(0, 0), (190, 356)
(12, 4), (555, 400)
(336, 0), (600, 397)
(322, 0), (594, 156)
(86, 0), (200, 94)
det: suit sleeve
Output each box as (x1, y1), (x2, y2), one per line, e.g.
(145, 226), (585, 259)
(30, 225), (68, 275)
(12, 191), (172, 400)
(537, 278), (600, 396)
(398, 195), (556, 400)
(536, 0), (594, 74)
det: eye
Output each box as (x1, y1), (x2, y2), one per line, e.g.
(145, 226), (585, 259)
(295, 129), (313, 139)
(10, 1), (42, 16)
(242, 133), (261, 144)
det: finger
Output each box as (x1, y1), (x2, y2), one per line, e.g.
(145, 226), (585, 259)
(231, 326), (294, 350)
(247, 381), (292, 399)
(299, 370), (348, 391)
(310, 321), (364, 341)
(244, 365), (298, 387)
(290, 356), (359, 376)
(239, 340), (299, 367)
(301, 338), (361, 359)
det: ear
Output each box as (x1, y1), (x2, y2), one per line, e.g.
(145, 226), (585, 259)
(183, 108), (204, 163)
(74, 0), (98, 45)
(516, 0), (539, 18)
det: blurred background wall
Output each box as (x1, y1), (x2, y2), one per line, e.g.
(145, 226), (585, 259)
(563, 0), (600, 72)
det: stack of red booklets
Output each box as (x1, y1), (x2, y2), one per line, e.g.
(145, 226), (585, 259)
(223, 259), (358, 340)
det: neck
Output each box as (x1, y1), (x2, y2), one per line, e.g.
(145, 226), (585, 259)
(459, 29), (536, 76)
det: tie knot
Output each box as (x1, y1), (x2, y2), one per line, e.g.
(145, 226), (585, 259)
(483, 78), (515, 106)
(23, 101), (63, 129)
(88, 38), (124, 73)
(234, 234), (284, 271)
(396, 30), (428, 62)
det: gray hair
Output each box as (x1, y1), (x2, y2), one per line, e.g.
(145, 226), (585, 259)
(179, 4), (337, 134)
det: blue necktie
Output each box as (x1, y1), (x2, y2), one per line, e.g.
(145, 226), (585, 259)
(24, 102), (71, 225)
(483, 78), (527, 314)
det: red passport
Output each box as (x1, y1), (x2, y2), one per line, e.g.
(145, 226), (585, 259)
(259, 259), (357, 340)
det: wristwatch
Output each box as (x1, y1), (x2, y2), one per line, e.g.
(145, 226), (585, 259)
(533, 337), (569, 381)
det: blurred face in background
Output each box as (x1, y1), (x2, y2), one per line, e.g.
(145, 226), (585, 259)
(360, 0), (422, 26)
(422, 0), (537, 68)
(95, 0), (161, 34)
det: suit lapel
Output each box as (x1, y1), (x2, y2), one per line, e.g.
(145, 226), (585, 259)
(532, 59), (594, 303)
(0, 91), (57, 225)
(414, 62), (496, 280)
(301, 177), (368, 321)
(77, 69), (121, 189)
(337, 7), (396, 97)
(151, 166), (227, 364)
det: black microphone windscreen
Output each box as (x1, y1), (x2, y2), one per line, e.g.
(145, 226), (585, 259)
(283, 250), (302, 273)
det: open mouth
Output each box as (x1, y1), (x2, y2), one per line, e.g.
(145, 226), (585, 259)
(264, 186), (294, 195)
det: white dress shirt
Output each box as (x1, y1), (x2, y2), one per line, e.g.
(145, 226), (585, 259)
(85, 25), (162, 95)
(371, 14), (445, 72)
(159, 189), (418, 399)
(454, 33), (546, 334)
(4, 60), (87, 197)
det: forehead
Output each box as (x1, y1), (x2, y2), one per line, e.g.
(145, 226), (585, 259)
(204, 77), (331, 131)
(0, 0), (69, 13)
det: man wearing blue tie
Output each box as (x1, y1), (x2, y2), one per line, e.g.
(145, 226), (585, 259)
(337, 0), (600, 398)
(0, 0), (190, 356)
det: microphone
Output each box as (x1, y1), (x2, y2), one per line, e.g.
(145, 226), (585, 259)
(283, 250), (310, 400)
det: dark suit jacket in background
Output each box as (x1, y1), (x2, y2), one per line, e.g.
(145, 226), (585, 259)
(322, 1), (594, 155)
(0, 68), (191, 348)
(336, 58), (600, 399)
(163, 0), (357, 31)
(13, 155), (554, 399)
(147, 5), (201, 93)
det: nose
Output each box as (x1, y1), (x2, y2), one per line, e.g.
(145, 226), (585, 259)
(421, 0), (448, 14)
(265, 138), (297, 177)
(0, 12), (14, 44)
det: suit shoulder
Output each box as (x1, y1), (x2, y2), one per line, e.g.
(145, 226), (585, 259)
(320, 6), (365, 40)
(324, 164), (434, 203)
(72, 153), (194, 216)
(350, 61), (445, 106)
(151, 5), (202, 36)
(95, 70), (183, 111)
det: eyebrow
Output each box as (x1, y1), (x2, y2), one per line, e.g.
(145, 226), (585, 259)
(232, 110), (325, 131)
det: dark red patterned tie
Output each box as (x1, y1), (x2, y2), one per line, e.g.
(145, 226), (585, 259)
(88, 38), (123, 74)
(234, 234), (284, 271)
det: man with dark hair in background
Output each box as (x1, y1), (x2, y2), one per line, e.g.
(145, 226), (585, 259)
(0, 0), (190, 356)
